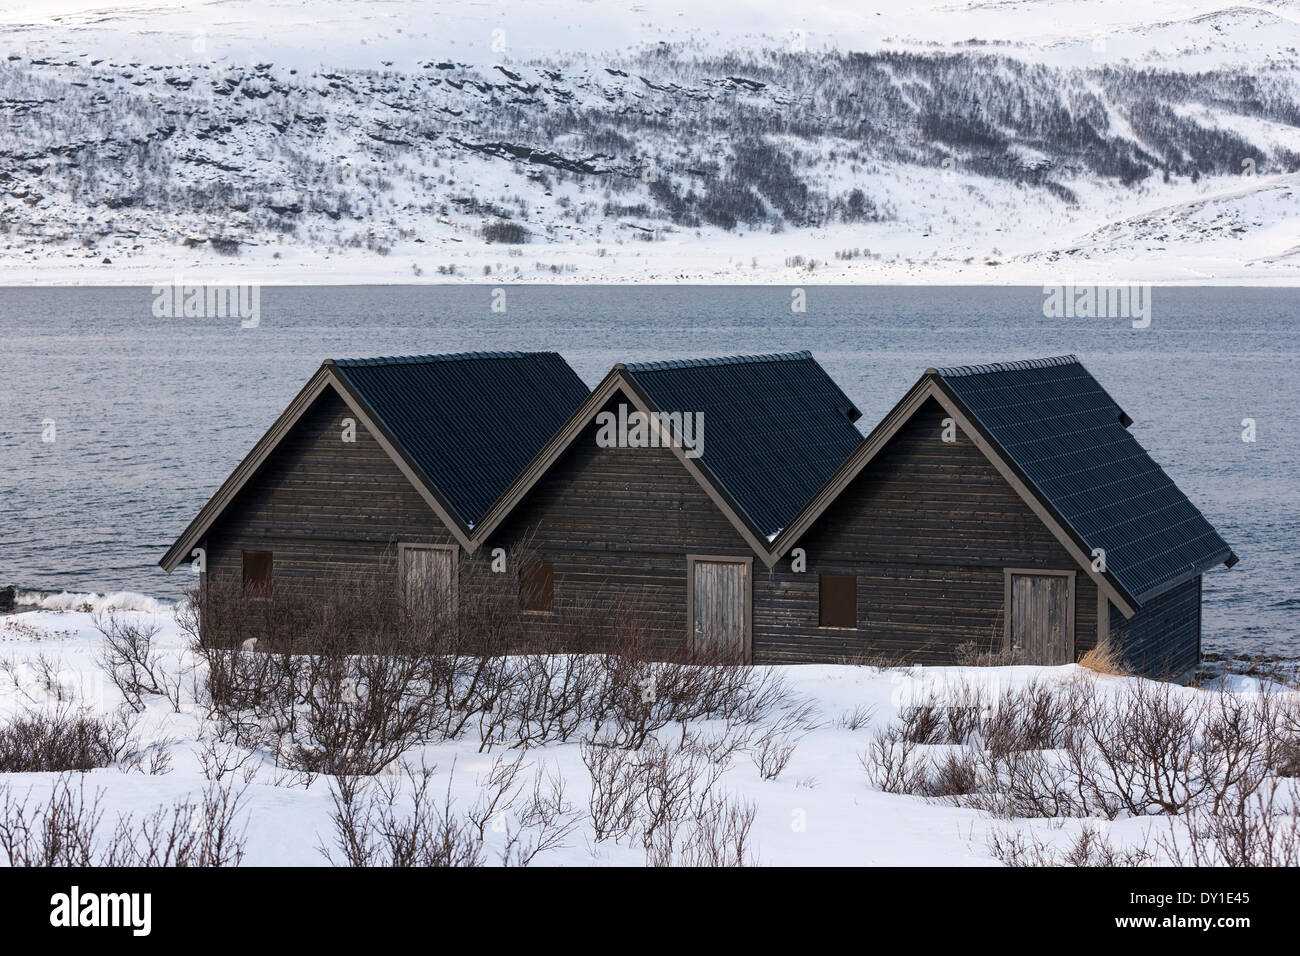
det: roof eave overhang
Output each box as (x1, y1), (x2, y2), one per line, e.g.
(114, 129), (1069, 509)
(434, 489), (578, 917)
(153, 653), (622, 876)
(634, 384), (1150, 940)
(1132, 547), (1238, 606)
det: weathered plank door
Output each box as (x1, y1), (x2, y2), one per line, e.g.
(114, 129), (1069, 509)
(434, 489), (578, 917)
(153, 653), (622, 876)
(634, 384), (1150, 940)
(401, 546), (456, 622)
(1008, 572), (1073, 664)
(691, 559), (748, 661)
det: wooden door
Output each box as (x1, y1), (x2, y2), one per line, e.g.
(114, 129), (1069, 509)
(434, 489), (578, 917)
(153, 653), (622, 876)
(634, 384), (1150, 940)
(1008, 572), (1073, 664)
(691, 559), (749, 661)
(401, 546), (456, 621)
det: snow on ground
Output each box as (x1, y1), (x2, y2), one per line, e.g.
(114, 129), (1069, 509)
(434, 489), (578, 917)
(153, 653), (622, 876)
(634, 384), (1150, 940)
(3, 595), (1293, 866)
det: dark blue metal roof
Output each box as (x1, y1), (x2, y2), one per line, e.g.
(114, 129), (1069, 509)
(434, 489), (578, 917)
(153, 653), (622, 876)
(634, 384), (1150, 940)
(624, 351), (864, 538)
(331, 351), (589, 529)
(935, 355), (1234, 604)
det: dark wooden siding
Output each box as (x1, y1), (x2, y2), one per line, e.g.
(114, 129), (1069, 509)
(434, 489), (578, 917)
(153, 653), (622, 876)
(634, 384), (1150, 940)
(1108, 576), (1201, 680)
(203, 387), (456, 597)
(489, 396), (1099, 665)
(485, 401), (751, 653)
(750, 398), (1098, 664)
(193, 389), (1152, 671)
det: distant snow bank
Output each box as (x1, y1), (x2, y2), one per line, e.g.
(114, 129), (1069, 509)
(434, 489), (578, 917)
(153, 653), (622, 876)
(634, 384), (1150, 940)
(14, 589), (172, 614)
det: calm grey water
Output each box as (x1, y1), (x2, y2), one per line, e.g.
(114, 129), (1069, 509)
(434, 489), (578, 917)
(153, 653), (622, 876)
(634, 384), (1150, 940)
(1, 286), (1296, 657)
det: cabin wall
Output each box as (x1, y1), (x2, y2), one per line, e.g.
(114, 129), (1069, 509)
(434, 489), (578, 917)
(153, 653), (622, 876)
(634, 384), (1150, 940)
(750, 399), (1098, 664)
(486, 402), (753, 654)
(199, 388), (456, 639)
(1108, 576), (1201, 681)
(189, 390), (1120, 669)
(490, 396), (1100, 666)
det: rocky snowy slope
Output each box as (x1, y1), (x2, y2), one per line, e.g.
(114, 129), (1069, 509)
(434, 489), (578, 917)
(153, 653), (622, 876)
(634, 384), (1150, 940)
(1, 0), (1299, 283)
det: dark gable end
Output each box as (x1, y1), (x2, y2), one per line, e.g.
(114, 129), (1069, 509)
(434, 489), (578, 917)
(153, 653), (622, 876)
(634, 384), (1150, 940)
(622, 352), (864, 539)
(159, 351), (589, 572)
(330, 352), (589, 529)
(473, 352), (867, 559)
(933, 355), (1236, 606)
(773, 355), (1235, 619)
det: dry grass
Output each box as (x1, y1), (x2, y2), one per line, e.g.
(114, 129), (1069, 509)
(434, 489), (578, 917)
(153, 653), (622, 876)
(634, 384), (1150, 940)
(1078, 641), (1130, 677)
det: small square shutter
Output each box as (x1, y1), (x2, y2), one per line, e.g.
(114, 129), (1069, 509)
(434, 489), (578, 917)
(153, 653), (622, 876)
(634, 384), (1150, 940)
(818, 574), (857, 628)
(520, 562), (554, 612)
(242, 550), (273, 592)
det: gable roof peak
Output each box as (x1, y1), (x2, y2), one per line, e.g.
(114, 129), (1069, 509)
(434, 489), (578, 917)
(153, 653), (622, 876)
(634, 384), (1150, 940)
(935, 354), (1080, 378)
(625, 350), (813, 373)
(331, 350), (550, 367)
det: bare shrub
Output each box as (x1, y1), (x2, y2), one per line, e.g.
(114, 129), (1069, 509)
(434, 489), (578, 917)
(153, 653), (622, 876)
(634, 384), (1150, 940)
(969, 742), (1083, 818)
(834, 704), (876, 731)
(582, 740), (641, 843)
(898, 700), (945, 744)
(107, 779), (249, 867)
(1268, 693), (1300, 777)
(1, 652), (75, 704)
(460, 751), (582, 864)
(920, 748), (982, 799)
(496, 765), (582, 866)
(750, 726), (798, 781)
(1073, 682), (1279, 817)
(591, 644), (755, 750)
(637, 737), (724, 855)
(94, 612), (183, 711)
(877, 678), (1293, 824)
(980, 679), (1078, 756)
(321, 756), (578, 867)
(1159, 778), (1300, 867)
(988, 825), (1154, 867)
(684, 721), (754, 768)
(0, 708), (126, 772)
(861, 725), (927, 794)
(196, 731), (260, 783)
(466, 752), (527, 838)
(585, 729), (740, 859)
(488, 649), (605, 749)
(121, 743), (175, 777)
(651, 792), (758, 867)
(896, 681), (987, 746)
(321, 762), (484, 867)
(748, 697), (816, 780)
(191, 576), (461, 776)
(0, 774), (103, 865)
(187, 546), (819, 778)
(0, 775), (248, 867)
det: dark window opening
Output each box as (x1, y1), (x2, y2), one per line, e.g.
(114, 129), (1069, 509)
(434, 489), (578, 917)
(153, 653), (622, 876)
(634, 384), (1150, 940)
(519, 562), (554, 612)
(819, 574), (857, 628)
(242, 550), (273, 593)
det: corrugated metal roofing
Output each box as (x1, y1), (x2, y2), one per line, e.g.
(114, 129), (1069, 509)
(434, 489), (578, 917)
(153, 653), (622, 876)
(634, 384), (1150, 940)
(936, 355), (1233, 603)
(624, 351), (864, 538)
(332, 351), (589, 528)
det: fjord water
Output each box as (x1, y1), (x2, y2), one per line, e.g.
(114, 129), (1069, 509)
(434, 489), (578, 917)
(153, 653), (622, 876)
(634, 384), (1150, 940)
(1, 285), (1295, 657)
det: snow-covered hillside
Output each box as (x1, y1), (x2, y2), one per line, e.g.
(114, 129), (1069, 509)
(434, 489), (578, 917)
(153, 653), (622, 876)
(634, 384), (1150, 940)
(2, 0), (1299, 283)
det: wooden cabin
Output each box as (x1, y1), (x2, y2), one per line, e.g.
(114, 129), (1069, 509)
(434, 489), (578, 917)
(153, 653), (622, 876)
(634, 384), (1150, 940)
(158, 351), (591, 624)
(161, 351), (1235, 681)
